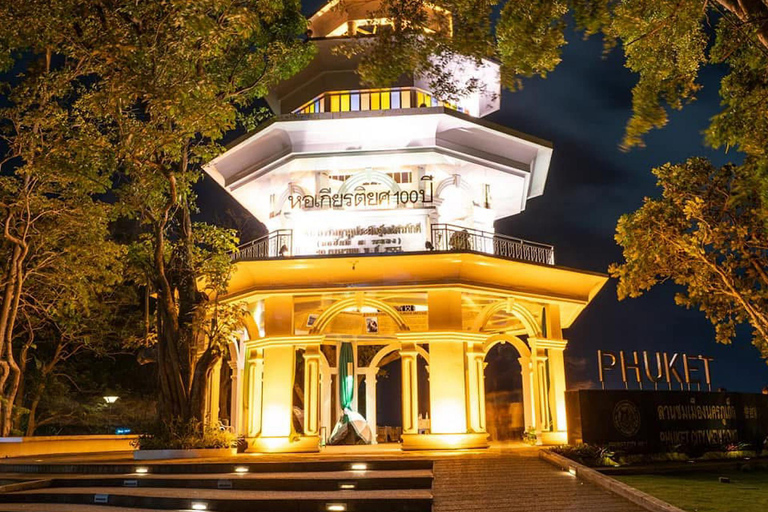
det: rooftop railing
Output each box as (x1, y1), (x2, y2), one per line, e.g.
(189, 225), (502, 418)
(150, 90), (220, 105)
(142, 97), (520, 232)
(292, 86), (470, 116)
(233, 224), (555, 265)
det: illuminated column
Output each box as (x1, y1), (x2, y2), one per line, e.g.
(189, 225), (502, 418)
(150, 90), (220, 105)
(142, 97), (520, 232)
(542, 340), (568, 432)
(303, 345), (321, 437)
(246, 349), (264, 437)
(227, 338), (246, 435)
(465, 344), (487, 433)
(429, 339), (467, 434)
(400, 343), (420, 435)
(206, 358), (222, 427)
(364, 369), (378, 443)
(320, 361), (332, 441)
(518, 356), (533, 430)
(260, 345), (296, 439)
(529, 338), (550, 435)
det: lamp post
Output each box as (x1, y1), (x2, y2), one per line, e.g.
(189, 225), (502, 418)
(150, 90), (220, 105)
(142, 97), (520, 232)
(103, 395), (119, 434)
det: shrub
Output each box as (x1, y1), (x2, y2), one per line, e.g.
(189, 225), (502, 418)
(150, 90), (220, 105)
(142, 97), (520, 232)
(132, 417), (235, 451)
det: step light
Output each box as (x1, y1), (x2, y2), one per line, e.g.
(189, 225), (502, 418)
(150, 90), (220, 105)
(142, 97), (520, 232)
(326, 504), (347, 512)
(350, 463), (367, 471)
(233, 466), (249, 473)
(339, 482), (357, 490)
(191, 502), (208, 511)
(134, 467), (149, 474)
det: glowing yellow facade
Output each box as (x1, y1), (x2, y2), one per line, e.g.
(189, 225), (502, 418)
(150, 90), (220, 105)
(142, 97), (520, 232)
(203, 0), (607, 452)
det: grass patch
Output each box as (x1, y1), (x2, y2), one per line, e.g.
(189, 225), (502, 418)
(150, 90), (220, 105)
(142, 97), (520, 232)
(616, 470), (768, 512)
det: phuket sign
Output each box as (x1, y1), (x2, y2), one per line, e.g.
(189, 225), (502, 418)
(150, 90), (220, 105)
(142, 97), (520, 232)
(598, 350), (715, 391)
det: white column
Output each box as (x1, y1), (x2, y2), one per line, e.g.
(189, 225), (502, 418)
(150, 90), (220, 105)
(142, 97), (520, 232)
(400, 344), (420, 435)
(207, 358), (222, 427)
(365, 369), (378, 443)
(465, 346), (486, 433)
(246, 350), (264, 437)
(518, 356), (533, 430)
(303, 346), (321, 437)
(227, 339), (246, 436)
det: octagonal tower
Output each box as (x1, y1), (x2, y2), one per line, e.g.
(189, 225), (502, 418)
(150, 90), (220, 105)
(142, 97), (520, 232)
(203, 0), (606, 453)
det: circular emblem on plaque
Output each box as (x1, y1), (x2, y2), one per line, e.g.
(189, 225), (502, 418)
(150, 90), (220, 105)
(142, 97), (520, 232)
(613, 400), (641, 438)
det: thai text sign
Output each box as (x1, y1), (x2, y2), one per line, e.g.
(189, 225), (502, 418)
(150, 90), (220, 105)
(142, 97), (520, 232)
(566, 389), (768, 452)
(288, 176), (434, 211)
(299, 222), (425, 255)
(598, 350), (714, 390)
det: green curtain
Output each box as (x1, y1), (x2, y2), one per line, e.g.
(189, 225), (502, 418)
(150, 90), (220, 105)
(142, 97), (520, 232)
(338, 342), (354, 410)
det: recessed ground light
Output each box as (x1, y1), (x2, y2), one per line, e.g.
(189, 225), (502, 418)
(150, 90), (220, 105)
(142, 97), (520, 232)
(326, 504), (347, 512)
(191, 502), (208, 511)
(350, 463), (367, 471)
(134, 467), (149, 474)
(568, 467), (577, 476)
(339, 482), (356, 490)
(234, 466), (249, 473)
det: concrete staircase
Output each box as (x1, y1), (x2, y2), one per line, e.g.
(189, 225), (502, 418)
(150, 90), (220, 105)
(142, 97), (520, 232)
(0, 459), (433, 511)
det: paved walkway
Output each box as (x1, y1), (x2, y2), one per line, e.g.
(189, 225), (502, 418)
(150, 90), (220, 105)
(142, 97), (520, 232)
(433, 446), (646, 512)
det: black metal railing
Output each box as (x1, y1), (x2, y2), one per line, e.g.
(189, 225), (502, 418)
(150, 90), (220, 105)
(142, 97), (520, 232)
(233, 225), (555, 265)
(231, 229), (293, 262)
(430, 224), (555, 265)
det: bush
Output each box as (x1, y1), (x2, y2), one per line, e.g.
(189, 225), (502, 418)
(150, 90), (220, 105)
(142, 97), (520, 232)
(132, 417), (235, 451)
(551, 444), (619, 467)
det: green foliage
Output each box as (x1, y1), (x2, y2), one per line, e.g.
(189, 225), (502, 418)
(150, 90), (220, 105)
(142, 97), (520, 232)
(0, 0), (315, 423)
(133, 417), (235, 451)
(610, 158), (768, 356)
(354, 0), (768, 151)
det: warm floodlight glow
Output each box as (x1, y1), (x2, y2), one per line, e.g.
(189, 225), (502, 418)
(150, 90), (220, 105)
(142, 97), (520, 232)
(134, 467), (149, 474)
(191, 502), (208, 511)
(568, 467), (577, 477)
(326, 504), (347, 512)
(103, 396), (119, 404)
(234, 466), (249, 473)
(350, 463), (367, 471)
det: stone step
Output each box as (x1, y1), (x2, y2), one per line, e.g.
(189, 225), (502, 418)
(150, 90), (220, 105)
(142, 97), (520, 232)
(0, 459), (432, 476)
(0, 487), (433, 511)
(45, 475), (431, 492)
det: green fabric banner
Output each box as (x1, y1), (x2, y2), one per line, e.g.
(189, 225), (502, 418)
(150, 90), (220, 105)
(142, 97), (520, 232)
(338, 342), (354, 411)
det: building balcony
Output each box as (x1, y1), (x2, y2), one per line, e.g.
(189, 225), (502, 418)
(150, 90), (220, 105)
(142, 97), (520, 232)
(292, 86), (471, 116)
(232, 224), (555, 266)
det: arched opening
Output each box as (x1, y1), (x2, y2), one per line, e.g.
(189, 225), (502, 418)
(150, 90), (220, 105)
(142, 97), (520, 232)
(484, 340), (526, 441)
(364, 345), (430, 444)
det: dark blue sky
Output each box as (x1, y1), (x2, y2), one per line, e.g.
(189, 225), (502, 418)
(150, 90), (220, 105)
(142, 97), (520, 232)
(201, 3), (768, 393)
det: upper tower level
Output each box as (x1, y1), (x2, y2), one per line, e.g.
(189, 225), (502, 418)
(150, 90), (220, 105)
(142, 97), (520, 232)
(205, 0), (554, 262)
(266, 0), (501, 118)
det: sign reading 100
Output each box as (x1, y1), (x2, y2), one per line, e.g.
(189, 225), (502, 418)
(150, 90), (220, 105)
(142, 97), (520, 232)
(288, 177), (434, 210)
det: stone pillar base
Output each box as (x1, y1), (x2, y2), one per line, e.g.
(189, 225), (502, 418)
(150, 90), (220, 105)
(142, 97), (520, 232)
(246, 435), (320, 453)
(401, 433), (489, 451)
(539, 431), (567, 446)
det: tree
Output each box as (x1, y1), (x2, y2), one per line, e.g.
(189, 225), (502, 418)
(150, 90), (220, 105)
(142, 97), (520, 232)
(355, 0), (768, 151)
(610, 158), (768, 357)
(1, 0), (314, 425)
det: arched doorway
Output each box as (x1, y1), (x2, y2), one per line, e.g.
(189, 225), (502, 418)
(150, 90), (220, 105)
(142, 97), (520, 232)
(365, 344), (430, 443)
(484, 341), (525, 441)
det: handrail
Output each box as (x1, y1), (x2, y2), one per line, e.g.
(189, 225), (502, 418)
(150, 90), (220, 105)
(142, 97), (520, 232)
(233, 225), (555, 265)
(231, 229), (293, 262)
(430, 223), (555, 265)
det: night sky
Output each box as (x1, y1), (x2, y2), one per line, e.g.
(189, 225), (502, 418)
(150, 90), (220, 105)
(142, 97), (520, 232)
(199, 2), (768, 394)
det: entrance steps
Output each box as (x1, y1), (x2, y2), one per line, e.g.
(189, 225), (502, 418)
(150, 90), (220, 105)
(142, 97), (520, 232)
(0, 459), (433, 511)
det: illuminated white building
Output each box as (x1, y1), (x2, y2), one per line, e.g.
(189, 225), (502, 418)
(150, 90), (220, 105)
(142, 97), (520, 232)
(203, 0), (606, 452)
